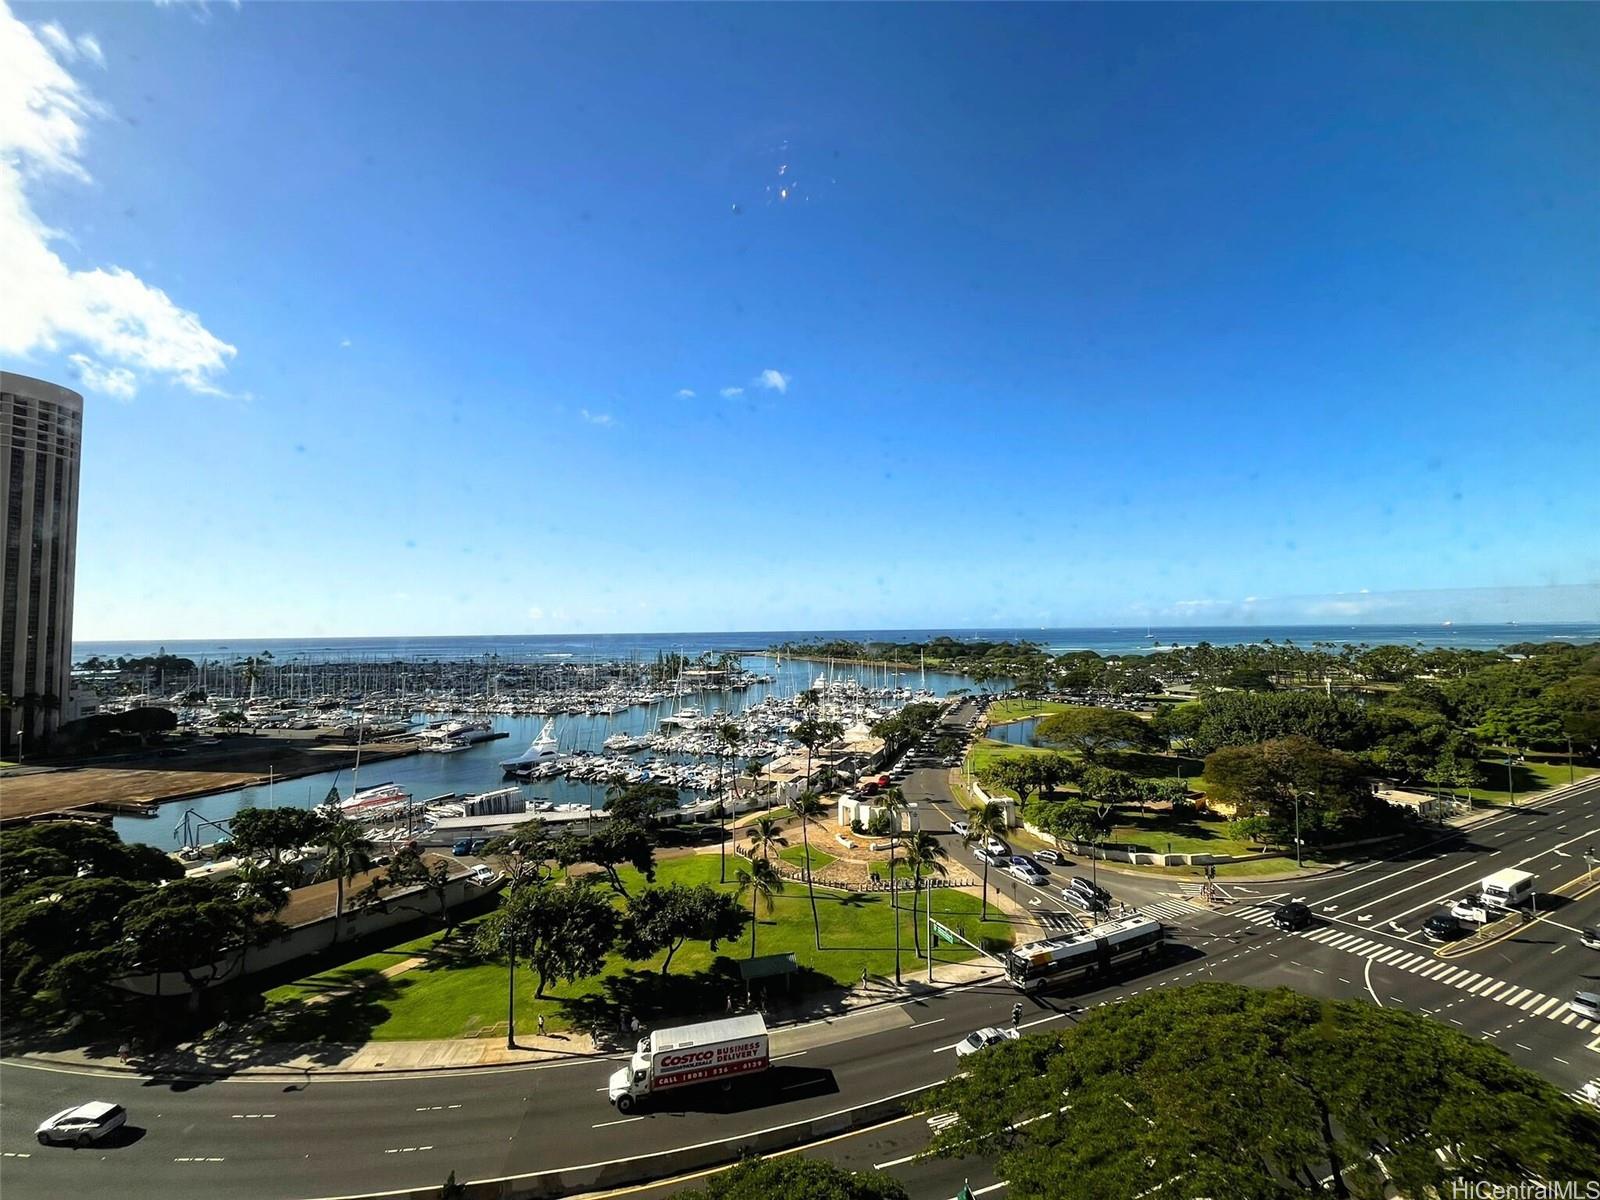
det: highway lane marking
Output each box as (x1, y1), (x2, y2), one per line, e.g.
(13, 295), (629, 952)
(382, 1145), (435, 1154)
(1364, 955), (1382, 1007)
(542, 1111), (929, 1198)
(231, 1112), (277, 1118)
(174, 1157), (226, 1163)
(2, 1151), (32, 1158)
(592, 1116), (644, 1129)
(414, 1104), (462, 1111)
(908, 1018), (947, 1029)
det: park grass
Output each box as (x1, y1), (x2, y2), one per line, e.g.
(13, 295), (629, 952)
(260, 853), (1013, 1043)
(779, 844), (836, 873)
(1462, 757), (1596, 806)
(965, 738), (1206, 798)
(1103, 808), (1256, 858)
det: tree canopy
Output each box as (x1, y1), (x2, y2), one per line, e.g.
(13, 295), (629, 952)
(475, 878), (619, 997)
(0, 820), (183, 891)
(1034, 707), (1157, 761)
(919, 983), (1600, 1200)
(619, 881), (747, 974)
(681, 1156), (909, 1200)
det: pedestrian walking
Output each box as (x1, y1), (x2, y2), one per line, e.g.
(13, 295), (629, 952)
(536, 1014), (546, 1038)
(117, 1041), (130, 1064)
(630, 1015), (642, 1036)
(860, 966), (869, 992)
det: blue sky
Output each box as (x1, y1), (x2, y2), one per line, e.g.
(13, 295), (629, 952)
(5, 2), (1597, 638)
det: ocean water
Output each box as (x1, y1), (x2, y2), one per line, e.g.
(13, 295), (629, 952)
(75, 622), (1598, 665)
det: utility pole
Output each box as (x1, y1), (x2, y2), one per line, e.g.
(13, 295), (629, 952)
(1507, 752), (1515, 808)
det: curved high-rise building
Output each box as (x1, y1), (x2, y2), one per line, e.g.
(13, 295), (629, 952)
(1, 372), (84, 756)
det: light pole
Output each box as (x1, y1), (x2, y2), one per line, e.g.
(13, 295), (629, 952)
(1506, 752), (1515, 808)
(1292, 787), (1303, 870)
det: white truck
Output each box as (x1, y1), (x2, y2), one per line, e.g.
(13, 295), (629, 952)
(607, 1014), (769, 1113)
(1479, 868), (1536, 911)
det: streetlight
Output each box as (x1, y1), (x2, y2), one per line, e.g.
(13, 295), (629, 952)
(1506, 752), (1515, 808)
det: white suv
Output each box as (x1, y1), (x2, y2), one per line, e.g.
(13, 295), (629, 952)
(36, 1102), (127, 1147)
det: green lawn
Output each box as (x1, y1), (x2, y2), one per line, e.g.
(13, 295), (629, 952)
(1461, 757), (1597, 806)
(1104, 808), (1256, 858)
(778, 844), (836, 873)
(965, 739), (1205, 799)
(259, 853), (1014, 1043)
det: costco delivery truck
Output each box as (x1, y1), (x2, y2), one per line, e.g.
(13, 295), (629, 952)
(608, 1015), (769, 1113)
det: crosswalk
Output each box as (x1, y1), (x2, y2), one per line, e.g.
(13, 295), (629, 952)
(1138, 898), (1207, 923)
(1225, 907), (1595, 1033)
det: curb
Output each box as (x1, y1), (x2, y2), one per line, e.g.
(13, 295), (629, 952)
(3, 970), (1008, 1083)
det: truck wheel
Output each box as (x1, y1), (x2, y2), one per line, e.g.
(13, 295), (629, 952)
(616, 1095), (635, 1114)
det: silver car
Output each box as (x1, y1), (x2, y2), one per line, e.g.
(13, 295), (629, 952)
(954, 1026), (1020, 1058)
(36, 1101), (127, 1147)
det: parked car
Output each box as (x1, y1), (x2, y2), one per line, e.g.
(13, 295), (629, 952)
(1423, 911), (1463, 941)
(452, 838), (474, 856)
(1450, 895), (1492, 924)
(1271, 902), (1313, 932)
(953, 1026), (1020, 1058)
(466, 864), (499, 887)
(1035, 848), (1064, 865)
(1568, 991), (1600, 1021)
(36, 1102), (127, 1147)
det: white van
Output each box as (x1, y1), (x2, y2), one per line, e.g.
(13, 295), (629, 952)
(1478, 869), (1536, 911)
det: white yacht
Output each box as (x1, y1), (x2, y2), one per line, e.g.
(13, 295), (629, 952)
(499, 719), (560, 773)
(660, 706), (703, 731)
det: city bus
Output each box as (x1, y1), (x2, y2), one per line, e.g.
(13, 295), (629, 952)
(1004, 916), (1166, 993)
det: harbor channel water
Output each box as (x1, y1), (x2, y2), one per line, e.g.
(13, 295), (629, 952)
(115, 655), (972, 850)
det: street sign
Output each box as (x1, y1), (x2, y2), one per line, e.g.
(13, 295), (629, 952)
(931, 919), (957, 945)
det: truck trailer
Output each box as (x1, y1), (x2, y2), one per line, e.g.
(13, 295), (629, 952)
(607, 1014), (769, 1113)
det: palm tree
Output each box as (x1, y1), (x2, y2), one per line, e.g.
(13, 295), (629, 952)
(902, 830), (949, 959)
(790, 790), (827, 949)
(745, 814), (788, 862)
(314, 817), (375, 941)
(878, 787), (911, 985)
(241, 656), (262, 703)
(961, 800), (1009, 920)
(735, 858), (784, 959)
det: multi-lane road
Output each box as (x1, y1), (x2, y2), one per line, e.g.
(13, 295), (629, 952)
(3, 703), (1596, 1200)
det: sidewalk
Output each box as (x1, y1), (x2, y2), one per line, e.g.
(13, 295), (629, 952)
(4, 958), (1002, 1081)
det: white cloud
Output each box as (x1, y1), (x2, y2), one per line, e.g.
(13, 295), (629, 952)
(674, 388), (695, 399)
(720, 386), (744, 399)
(67, 353), (136, 400)
(339, 338), (352, 349)
(527, 606), (544, 621)
(35, 21), (102, 67)
(579, 408), (615, 426)
(756, 368), (790, 394)
(0, 3), (236, 399)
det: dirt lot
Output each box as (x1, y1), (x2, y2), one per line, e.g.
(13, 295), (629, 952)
(0, 735), (420, 823)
